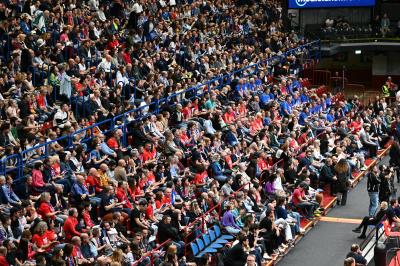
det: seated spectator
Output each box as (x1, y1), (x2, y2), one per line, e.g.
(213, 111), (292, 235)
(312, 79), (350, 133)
(345, 244), (367, 266)
(292, 182), (319, 220)
(0, 176), (21, 207)
(222, 204), (241, 235)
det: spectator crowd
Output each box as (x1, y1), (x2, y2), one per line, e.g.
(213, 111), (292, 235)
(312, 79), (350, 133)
(0, 0), (398, 265)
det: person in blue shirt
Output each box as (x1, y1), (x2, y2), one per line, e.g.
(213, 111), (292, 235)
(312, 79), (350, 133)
(300, 89), (309, 103)
(19, 14), (31, 35)
(248, 78), (256, 92)
(260, 87), (271, 108)
(280, 95), (293, 117)
(326, 109), (335, 123)
(309, 101), (321, 115)
(1, 175), (21, 207)
(71, 174), (89, 199)
(210, 154), (228, 182)
(225, 125), (239, 147)
(235, 79), (247, 98)
(87, 139), (108, 167)
(255, 77), (262, 89)
(299, 107), (310, 126)
(263, 112), (272, 126)
(325, 94), (332, 108)
(292, 92), (301, 107)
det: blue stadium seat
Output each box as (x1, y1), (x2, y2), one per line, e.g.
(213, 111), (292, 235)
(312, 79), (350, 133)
(208, 229), (229, 244)
(202, 232), (224, 249)
(213, 225), (235, 240)
(196, 238), (218, 254)
(190, 241), (209, 258)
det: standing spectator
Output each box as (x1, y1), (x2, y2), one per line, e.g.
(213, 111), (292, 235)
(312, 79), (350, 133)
(334, 159), (351, 206)
(367, 166), (380, 217)
(381, 13), (390, 37)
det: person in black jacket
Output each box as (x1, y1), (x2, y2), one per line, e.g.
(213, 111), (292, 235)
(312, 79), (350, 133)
(346, 244), (367, 265)
(157, 215), (185, 255)
(223, 233), (249, 266)
(319, 157), (336, 195)
(334, 159), (351, 206)
(389, 141), (400, 183)
(379, 165), (394, 204)
(352, 201), (388, 239)
(367, 166), (381, 217)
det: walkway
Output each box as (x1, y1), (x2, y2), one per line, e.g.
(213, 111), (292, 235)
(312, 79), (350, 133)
(278, 157), (392, 266)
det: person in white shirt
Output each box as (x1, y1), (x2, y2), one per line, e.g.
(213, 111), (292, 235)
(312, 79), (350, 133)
(53, 104), (70, 129)
(132, 1), (143, 14)
(97, 54), (112, 74)
(203, 114), (216, 135)
(274, 168), (285, 192)
(116, 66), (129, 87)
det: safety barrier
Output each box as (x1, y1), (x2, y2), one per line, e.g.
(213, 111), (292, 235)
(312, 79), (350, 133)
(0, 40), (321, 177)
(312, 69), (331, 87)
(131, 239), (173, 266)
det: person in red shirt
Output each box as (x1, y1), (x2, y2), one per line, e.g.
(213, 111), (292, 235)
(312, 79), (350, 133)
(107, 129), (126, 157)
(194, 167), (208, 187)
(107, 34), (119, 50)
(82, 202), (95, 228)
(349, 116), (363, 134)
(63, 208), (82, 241)
(162, 188), (173, 206)
(36, 88), (49, 112)
(145, 192), (159, 223)
(292, 182), (317, 219)
(115, 181), (134, 209)
(297, 128), (311, 146)
(223, 107), (236, 124)
(0, 246), (9, 266)
(32, 221), (59, 252)
(238, 101), (247, 117)
(142, 143), (157, 163)
(182, 101), (193, 120)
(257, 153), (268, 171)
(122, 48), (132, 64)
(37, 192), (65, 223)
(86, 168), (103, 194)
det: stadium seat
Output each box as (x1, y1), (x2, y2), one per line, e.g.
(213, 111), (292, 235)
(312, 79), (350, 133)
(196, 238), (218, 254)
(202, 233), (224, 249)
(190, 242), (209, 258)
(213, 225), (235, 240)
(208, 229), (229, 244)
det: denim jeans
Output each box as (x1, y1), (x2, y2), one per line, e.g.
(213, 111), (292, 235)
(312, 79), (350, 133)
(368, 192), (379, 217)
(225, 226), (241, 234)
(288, 211), (301, 233)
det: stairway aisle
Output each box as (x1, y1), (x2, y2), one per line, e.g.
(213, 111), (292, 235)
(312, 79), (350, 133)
(278, 157), (392, 266)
